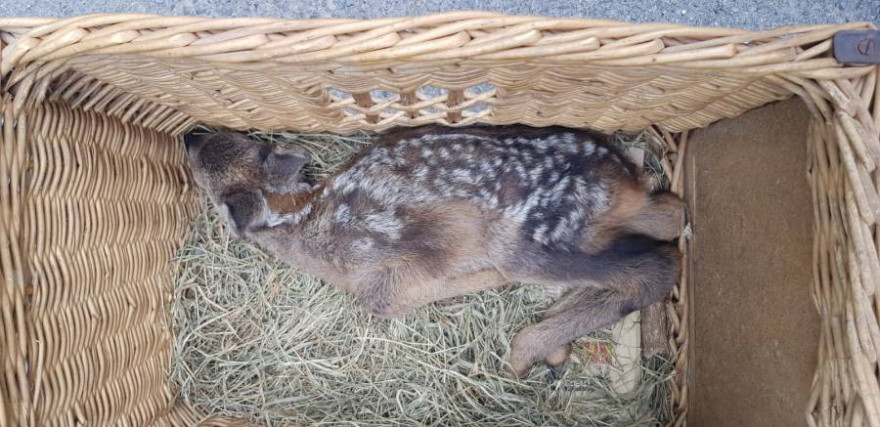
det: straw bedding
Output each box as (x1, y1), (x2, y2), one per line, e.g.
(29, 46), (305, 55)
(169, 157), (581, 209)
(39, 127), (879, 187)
(168, 130), (674, 426)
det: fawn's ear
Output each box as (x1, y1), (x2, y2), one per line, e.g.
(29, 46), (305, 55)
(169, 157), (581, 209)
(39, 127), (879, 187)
(218, 190), (267, 237)
(264, 147), (311, 193)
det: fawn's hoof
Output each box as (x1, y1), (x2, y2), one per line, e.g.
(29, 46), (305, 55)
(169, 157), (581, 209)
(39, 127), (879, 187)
(546, 362), (566, 383)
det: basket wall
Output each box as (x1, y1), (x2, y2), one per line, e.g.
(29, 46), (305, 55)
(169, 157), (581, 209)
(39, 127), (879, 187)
(1, 13), (879, 426)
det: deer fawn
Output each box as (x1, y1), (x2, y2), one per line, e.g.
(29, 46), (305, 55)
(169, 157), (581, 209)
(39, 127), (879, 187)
(184, 125), (683, 378)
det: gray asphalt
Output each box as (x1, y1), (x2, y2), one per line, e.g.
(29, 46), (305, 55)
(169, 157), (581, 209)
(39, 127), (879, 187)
(0, 0), (878, 30)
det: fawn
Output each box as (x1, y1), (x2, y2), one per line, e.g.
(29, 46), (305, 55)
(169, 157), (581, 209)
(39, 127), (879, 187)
(184, 125), (683, 378)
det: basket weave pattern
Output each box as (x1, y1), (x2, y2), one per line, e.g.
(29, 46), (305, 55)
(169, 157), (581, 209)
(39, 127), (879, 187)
(1, 13), (879, 426)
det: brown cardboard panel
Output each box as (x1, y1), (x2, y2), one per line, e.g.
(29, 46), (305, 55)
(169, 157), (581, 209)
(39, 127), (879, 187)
(687, 98), (818, 427)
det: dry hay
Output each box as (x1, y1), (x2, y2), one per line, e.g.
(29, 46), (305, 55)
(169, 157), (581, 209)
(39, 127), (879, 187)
(168, 130), (674, 426)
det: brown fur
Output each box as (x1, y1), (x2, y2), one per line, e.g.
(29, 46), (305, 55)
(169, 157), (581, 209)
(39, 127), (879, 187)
(584, 179), (649, 253)
(623, 192), (686, 241)
(184, 125), (684, 378)
(265, 188), (320, 214)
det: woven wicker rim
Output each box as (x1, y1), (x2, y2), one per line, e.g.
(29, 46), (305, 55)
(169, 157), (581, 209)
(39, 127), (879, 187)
(1, 13), (879, 426)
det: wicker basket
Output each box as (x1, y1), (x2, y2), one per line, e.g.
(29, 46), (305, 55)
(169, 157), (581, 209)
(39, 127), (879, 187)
(1, 12), (878, 426)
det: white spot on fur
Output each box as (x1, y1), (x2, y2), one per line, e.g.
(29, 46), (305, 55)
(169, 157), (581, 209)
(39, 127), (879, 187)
(266, 203), (311, 228)
(583, 142), (596, 155)
(533, 223), (550, 245)
(266, 211), (293, 227)
(334, 203), (351, 223)
(591, 183), (611, 210)
(414, 165), (429, 180)
(528, 168), (542, 184)
(451, 169), (472, 182)
(352, 238), (375, 250)
(364, 211), (402, 240)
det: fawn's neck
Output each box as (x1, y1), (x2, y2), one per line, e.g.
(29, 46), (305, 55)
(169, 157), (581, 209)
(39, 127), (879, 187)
(261, 184), (324, 227)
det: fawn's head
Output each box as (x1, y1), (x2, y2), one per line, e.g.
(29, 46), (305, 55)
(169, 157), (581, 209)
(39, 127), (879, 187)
(184, 132), (311, 235)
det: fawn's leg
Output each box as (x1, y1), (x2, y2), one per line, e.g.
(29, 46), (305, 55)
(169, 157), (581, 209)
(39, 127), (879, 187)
(622, 192), (686, 241)
(509, 262), (677, 379)
(510, 287), (632, 378)
(357, 268), (506, 318)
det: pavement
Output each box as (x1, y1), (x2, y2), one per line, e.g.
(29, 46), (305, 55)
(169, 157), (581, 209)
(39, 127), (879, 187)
(0, 0), (878, 30)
